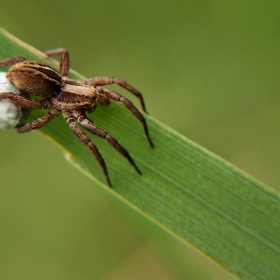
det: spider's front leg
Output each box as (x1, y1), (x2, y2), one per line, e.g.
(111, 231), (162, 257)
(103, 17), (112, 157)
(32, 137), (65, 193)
(44, 48), (70, 77)
(86, 76), (148, 113)
(97, 87), (154, 148)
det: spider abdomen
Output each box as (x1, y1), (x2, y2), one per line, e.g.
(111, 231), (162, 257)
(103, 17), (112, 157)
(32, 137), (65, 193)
(7, 61), (62, 98)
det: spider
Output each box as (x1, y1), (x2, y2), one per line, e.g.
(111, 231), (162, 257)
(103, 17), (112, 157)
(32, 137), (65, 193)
(0, 48), (153, 186)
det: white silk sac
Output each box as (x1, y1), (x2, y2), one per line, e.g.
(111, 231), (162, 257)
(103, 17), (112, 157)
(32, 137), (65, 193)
(0, 72), (22, 129)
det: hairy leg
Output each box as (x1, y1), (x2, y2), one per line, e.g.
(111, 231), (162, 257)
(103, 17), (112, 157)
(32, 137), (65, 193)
(86, 76), (148, 113)
(0, 57), (26, 67)
(44, 48), (69, 77)
(73, 110), (142, 175)
(0, 92), (51, 110)
(97, 87), (153, 148)
(17, 108), (61, 133)
(98, 93), (110, 105)
(63, 111), (111, 186)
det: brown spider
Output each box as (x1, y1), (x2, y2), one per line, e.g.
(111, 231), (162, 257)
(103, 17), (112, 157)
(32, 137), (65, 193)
(0, 48), (153, 186)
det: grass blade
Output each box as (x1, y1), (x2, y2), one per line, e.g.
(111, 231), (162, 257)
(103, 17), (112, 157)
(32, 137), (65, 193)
(1, 29), (280, 280)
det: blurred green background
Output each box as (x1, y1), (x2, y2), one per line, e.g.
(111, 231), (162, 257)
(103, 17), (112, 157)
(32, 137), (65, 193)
(0, 1), (280, 279)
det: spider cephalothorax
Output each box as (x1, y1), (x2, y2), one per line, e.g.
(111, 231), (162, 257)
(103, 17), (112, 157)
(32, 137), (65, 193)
(0, 48), (153, 186)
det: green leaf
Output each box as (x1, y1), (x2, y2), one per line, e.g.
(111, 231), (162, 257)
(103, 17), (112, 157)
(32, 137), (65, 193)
(1, 28), (280, 280)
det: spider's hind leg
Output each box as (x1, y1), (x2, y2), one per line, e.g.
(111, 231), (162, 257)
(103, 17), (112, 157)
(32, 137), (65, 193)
(0, 92), (51, 110)
(0, 57), (26, 67)
(63, 110), (111, 187)
(44, 48), (69, 77)
(17, 108), (60, 133)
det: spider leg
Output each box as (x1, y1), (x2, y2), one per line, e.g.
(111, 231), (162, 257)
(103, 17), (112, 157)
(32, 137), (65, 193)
(73, 110), (142, 175)
(17, 108), (61, 133)
(0, 92), (51, 110)
(97, 87), (153, 148)
(99, 94), (110, 106)
(86, 76), (148, 113)
(0, 57), (26, 67)
(63, 111), (111, 186)
(44, 48), (69, 77)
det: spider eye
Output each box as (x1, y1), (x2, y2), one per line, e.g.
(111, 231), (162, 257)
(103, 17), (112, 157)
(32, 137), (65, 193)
(0, 72), (30, 129)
